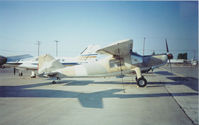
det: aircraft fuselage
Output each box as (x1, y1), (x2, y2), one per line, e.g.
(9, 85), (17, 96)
(54, 53), (168, 78)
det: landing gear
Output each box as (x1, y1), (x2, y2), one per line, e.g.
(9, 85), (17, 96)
(31, 71), (36, 78)
(136, 77), (147, 87)
(19, 72), (23, 76)
(134, 67), (148, 87)
(52, 77), (60, 84)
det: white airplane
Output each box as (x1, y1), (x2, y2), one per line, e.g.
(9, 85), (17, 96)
(16, 45), (100, 77)
(38, 39), (173, 87)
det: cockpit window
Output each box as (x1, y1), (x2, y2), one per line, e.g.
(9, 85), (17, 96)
(131, 53), (143, 64)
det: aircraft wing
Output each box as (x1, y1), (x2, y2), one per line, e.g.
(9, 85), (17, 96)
(2, 54), (33, 67)
(6, 54), (33, 62)
(96, 39), (133, 57)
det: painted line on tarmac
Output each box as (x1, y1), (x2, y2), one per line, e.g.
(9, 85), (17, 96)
(164, 86), (196, 125)
(160, 67), (198, 125)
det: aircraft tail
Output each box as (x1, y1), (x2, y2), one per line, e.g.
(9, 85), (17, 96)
(80, 45), (100, 56)
(38, 54), (64, 74)
(79, 45), (100, 61)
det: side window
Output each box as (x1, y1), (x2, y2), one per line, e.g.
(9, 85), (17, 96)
(32, 63), (37, 65)
(131, 55), (143, 64)
(109, 59), (124, 68)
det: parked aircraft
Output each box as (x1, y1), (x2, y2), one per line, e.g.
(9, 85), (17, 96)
(16, 45), (100, 77)
(0, 54), (33, 68)
(0, 56), (7, 66)
(38, 39), (173, 87)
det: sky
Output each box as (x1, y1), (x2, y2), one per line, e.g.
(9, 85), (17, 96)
(0, 1), (198, 59)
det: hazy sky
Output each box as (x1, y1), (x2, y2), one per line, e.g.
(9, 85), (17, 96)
(0, 1), (198, 59)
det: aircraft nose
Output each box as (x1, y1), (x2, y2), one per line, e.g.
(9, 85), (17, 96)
(161, 55), (168, 63)
(167, 53), (173, 60)
(0, 56), (7, 65)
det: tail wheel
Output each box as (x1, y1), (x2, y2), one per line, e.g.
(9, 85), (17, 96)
(136, 77), (147, 87)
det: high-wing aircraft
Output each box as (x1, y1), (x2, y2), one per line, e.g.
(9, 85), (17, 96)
(38, 39), (173, 87)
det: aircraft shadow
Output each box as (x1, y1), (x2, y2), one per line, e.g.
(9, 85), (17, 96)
(65, 80), (134, 86)
(0, 81), (198, 109)
(62, 77), (198, 92)
(166, 76), (198, 91)
(154, 71), (174, 75)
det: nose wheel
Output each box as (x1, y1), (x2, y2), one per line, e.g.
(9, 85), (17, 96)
(136, 76), (147, 87)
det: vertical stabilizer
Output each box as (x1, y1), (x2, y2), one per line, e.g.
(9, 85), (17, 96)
(80, 45), (100, 56)
(38, 54), (64, 74)
(79, 45), (100, 61)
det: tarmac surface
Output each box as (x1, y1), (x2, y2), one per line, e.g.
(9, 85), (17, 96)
(0, 66), (198, 125)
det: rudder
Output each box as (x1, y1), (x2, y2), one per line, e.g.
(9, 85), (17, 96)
(38, 54), (64, 74)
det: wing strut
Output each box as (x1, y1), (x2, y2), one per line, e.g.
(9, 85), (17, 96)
(118, 48), (125, 93)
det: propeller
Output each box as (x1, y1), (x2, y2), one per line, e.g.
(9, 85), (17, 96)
(165, 39), (173, 72)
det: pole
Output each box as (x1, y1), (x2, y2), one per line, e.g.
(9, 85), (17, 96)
(143, 37), (146, 55)
(55, 40), (59, 57)
(37, 41), (40, 56)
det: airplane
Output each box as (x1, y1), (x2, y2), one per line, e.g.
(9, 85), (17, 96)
(38, 39), (173, 87)
(0, 54), (33, 68)
(0, 56), (7, 66)
(16, 45), (100, 77)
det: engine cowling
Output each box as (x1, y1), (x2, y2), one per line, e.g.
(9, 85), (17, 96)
(167, 53), (173, 60)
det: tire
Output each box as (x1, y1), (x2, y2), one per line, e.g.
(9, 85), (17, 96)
(135, 76), (143, 81)
(136, 77), (147, 87)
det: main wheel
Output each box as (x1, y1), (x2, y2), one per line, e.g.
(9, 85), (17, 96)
(52, 81), (56, 84)
(135, 76), (143, 81)
(136, 77), (147, 87)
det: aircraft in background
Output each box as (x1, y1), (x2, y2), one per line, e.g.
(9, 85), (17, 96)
(38, 39), (173, 87)
(0, 56), (7, 66)
(16, 45), (100, 77)
(0, 54), (33, 68)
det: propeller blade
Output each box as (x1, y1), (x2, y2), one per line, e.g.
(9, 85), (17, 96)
(165, 39), (169, 53)
(165, 39), (172, 72)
